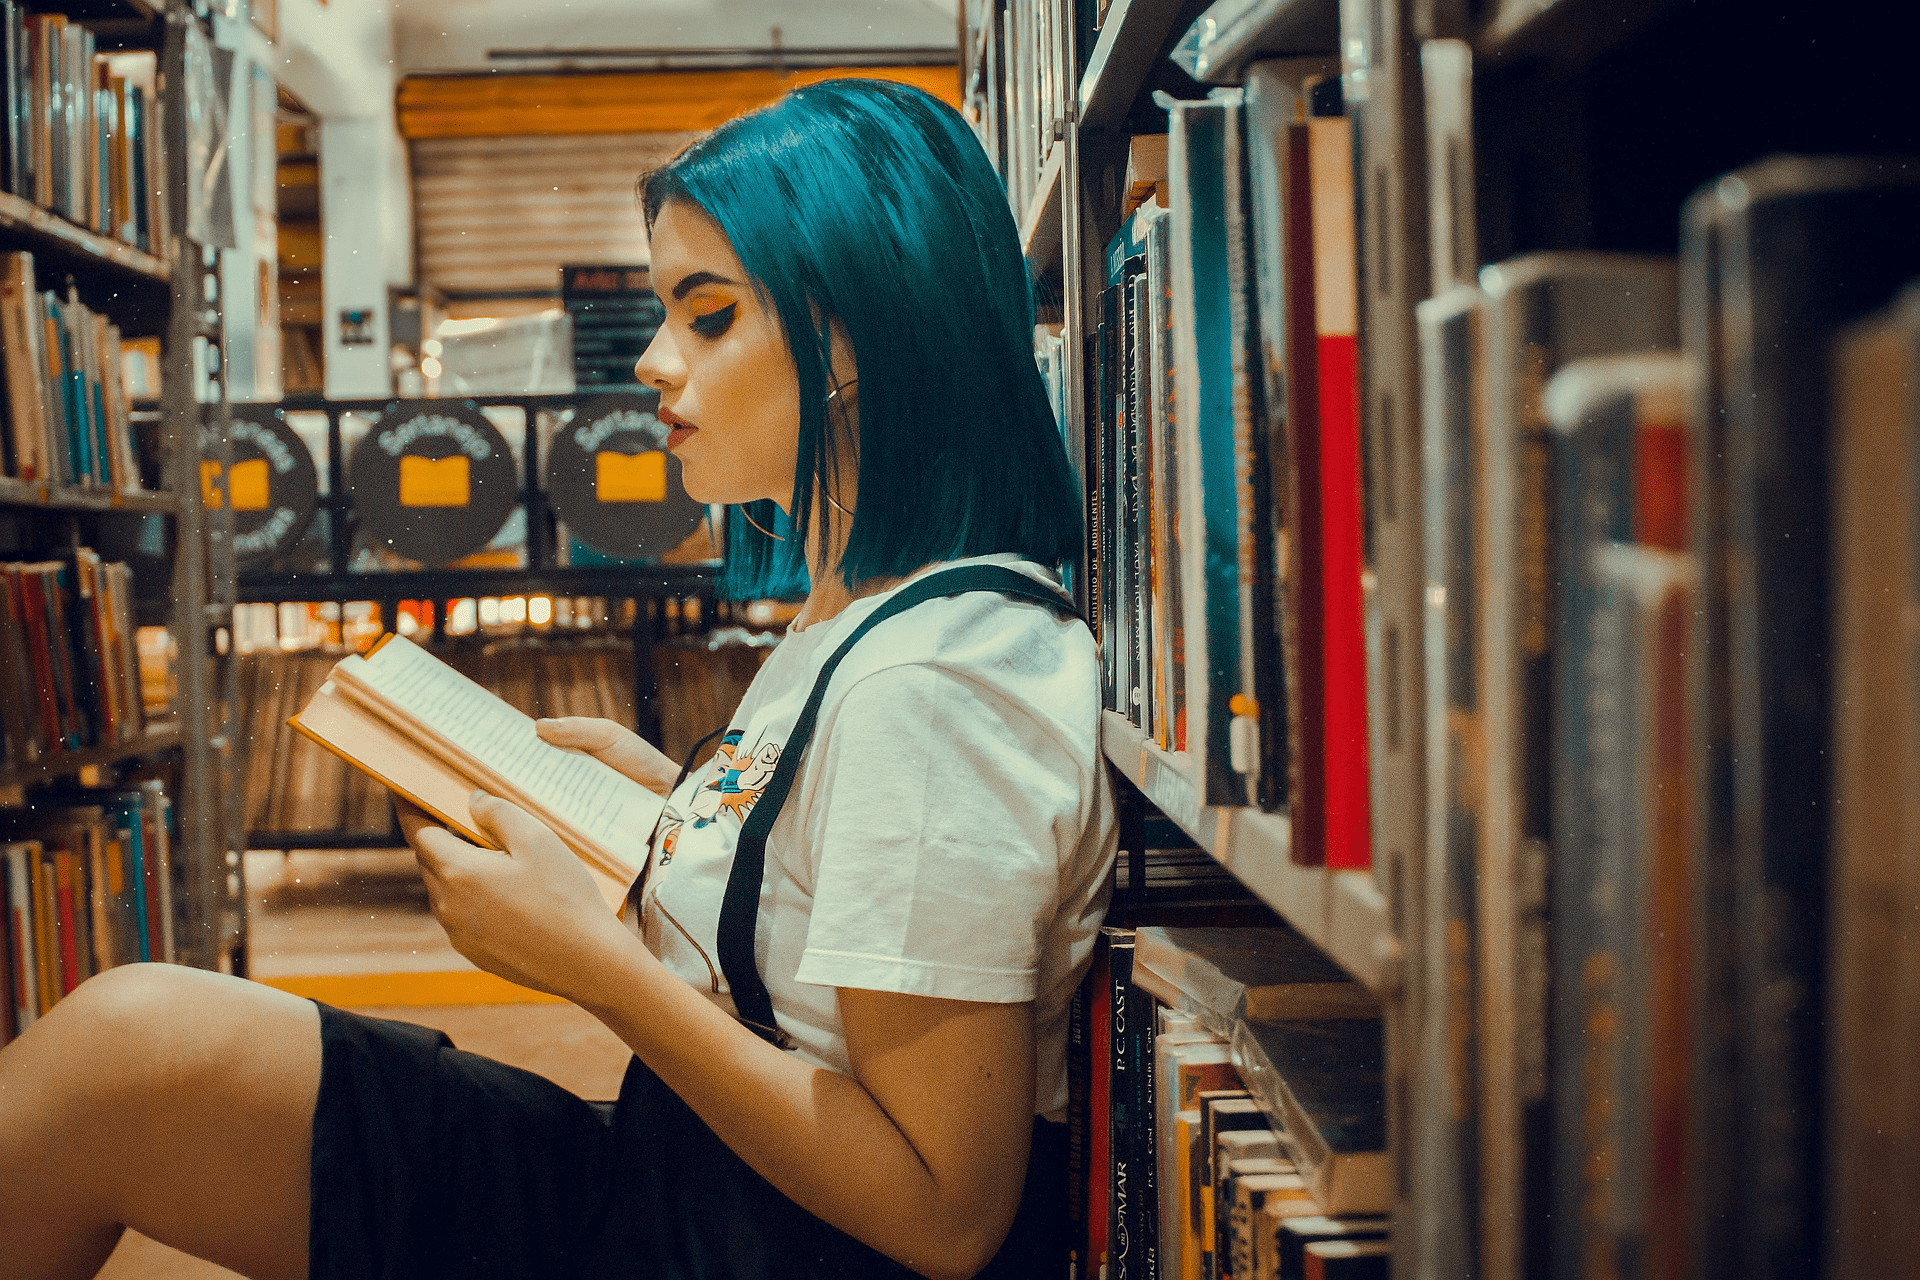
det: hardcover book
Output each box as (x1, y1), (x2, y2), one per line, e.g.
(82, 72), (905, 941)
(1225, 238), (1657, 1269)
(1132, 925), (1374, 1038)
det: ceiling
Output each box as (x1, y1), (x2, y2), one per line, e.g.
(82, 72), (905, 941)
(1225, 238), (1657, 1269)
(394, 0), (960, 74)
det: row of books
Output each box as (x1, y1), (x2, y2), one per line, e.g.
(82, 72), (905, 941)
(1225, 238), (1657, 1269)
(0, 549), (146, 772)
(0, 780), (175, 1048)
(1, 9), (167, 254)
(968, 0), (1071, 227)
(1080, 924), (1388, 1280)
(1403, 150), (1920, 1277)
(1, 251), (147, 489)
(1086, 64), (1371, 869)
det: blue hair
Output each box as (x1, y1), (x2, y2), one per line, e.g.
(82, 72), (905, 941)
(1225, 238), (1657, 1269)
(640, 78), (1083, 601)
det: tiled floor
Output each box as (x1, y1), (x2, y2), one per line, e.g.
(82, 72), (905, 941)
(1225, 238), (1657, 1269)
(96, 849), (631, 1280)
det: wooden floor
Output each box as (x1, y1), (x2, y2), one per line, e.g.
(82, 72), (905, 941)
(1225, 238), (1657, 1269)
(98, 850), (632, 1280)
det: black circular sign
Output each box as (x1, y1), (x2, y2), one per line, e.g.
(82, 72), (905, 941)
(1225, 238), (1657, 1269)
(349, 400), (517, 566)
(202, 405), (319, 566)
(545, 392), (705, 559)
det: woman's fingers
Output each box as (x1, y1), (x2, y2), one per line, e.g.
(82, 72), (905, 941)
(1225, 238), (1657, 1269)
(535, 716), (679, 793)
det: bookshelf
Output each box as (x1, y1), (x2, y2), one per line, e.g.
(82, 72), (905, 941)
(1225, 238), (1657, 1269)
(1, 0), (242, 989)
(971, 0), (1920, 1275)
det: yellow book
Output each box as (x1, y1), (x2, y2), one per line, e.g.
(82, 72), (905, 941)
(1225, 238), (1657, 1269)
(288, 634), (661, 911)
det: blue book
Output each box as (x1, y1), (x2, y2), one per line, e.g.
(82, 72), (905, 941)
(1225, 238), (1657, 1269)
(1167, 90), (1247, 806)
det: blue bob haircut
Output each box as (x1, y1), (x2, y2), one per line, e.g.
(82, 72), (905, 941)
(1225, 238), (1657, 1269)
(639, 77), (1083, 601)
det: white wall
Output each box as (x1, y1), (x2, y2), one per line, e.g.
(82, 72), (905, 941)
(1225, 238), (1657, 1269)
(271, 0), (414, 397)
(395, 0), (957, 72)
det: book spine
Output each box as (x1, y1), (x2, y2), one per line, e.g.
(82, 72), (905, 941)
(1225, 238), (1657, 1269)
(1109, 928), (1141, 1280)
(1683, 167), (1920, 1278)
(1168, 93), (1247, 806)
(1069, 968), (1094, 1280)
(1415, 285), (1483, 1280)
(1091, 940), (1114, 1278)
(1306, 111), (1371, 870)
(3, 847), (35, 1033)
(1825, 291), (1920, 1280)
(51, 847), (79, 997)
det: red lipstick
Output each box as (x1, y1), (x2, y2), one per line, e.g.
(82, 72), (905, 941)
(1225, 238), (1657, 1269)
(658, 405), (697, 449)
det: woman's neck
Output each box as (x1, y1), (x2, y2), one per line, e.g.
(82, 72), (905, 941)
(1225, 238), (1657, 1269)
(791, 504), (863, 632)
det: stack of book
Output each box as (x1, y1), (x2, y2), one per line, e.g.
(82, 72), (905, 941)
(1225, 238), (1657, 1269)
(0, 780), (175, 1048)
(1, 251), (147, 489)
(0, 13), (167, 254)
(1085, 63), (1370, 871)
(0, 548), (145, 771)
(1078, 924), (1387, 1280)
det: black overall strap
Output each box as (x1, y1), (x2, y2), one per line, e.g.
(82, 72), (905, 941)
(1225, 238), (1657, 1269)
(716, 565), (1080, 1046)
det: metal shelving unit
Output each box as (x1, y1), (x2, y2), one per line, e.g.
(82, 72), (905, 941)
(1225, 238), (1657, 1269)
(0, 1), (239, 971)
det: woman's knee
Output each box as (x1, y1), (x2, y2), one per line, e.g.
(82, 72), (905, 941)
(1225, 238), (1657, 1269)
(19, 964), (312, 1107)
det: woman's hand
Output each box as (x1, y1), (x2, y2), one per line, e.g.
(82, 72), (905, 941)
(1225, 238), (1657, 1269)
(396, 795), (633, 1001)
(535, 716), (681, 796)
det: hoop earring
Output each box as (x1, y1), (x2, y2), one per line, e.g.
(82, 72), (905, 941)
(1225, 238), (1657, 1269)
(825, 377), (857, 517)
(738, 505), (786, 541)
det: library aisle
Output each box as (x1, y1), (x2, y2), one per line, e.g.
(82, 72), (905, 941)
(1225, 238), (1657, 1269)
(100, 851), (633, 1280)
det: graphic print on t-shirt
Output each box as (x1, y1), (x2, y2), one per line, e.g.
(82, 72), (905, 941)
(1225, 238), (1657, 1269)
(654, 728), (783, 867)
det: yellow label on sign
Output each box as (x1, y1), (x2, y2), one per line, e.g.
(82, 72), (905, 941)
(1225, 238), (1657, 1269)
(229, 457), (271, 511)
(595, 450), (667, 503)
(200, 459), (224, 508)
(399, 455), (471, 508)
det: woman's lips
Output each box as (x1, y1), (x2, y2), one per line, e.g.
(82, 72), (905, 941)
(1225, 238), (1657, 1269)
(658, 406), (696, 449)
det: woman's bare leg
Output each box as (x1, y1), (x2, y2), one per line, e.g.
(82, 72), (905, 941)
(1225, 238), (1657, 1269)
(0, 964), (320, 1280)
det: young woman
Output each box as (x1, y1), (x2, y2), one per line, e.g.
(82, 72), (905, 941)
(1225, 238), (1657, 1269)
(0, 79), (1114, 1280)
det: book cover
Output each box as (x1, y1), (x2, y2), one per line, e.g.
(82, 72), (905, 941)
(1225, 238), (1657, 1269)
(1133, 925), (1374, 1037)
(1681, 156), (1920, 1279)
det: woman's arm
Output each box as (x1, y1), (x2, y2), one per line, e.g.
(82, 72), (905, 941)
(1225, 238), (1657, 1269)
(400, 797), (1036, 1280)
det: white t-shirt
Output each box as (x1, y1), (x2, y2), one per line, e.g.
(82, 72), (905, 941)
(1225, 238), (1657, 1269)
(627, 553), (1117, 1120)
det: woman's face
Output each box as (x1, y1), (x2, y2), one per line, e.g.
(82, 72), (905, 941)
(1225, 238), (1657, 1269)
(635, 199), (800, 509)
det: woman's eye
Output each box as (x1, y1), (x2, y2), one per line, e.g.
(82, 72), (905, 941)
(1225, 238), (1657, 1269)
(690, 302), (737, 338)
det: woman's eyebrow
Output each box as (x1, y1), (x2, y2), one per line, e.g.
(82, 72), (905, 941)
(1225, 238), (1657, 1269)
(669, 270), (741, 300)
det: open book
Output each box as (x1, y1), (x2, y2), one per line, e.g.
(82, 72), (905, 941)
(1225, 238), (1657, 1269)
(288, 634), (663, 911)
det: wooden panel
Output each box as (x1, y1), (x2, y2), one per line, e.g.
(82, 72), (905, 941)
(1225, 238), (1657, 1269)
(398, 65), (963, 141)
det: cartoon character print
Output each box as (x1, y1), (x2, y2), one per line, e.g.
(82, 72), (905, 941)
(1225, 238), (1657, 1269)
(689, 731), (782, 829)
(649, 729), (783, 869)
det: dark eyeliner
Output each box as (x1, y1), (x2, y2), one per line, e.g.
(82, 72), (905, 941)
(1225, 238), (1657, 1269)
(690, 303), (737, 338)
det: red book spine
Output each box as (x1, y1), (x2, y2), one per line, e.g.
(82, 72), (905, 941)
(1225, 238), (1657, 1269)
(10, 567), (63, 750)
(1283, 120), (1326, 868)
(1307, 114), (1372, 871)
(52, 850), (80, 997)
(1088, 942), (1114, 1274)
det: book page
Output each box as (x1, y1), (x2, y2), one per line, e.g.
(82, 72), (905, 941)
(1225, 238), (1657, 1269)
(336, 636), (659, 872)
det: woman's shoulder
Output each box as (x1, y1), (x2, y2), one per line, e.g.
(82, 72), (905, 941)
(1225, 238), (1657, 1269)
(820, 557), (1099, 734)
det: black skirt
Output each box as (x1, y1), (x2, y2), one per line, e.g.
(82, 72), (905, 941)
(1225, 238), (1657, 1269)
(308, 1002), (1068, 1280)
